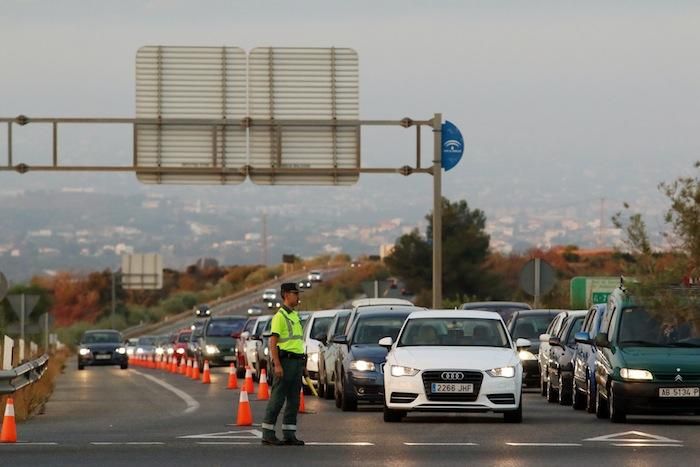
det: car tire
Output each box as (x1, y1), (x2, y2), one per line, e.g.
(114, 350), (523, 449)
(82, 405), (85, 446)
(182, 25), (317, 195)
(546, 375), (558, 403)
(608, 386), (626, 423)
(503, 396), (523, 423)
(120, 363), (129, 370)
(540, 370), (547, 397)
(334, 376), (342, 409)
(558, 374), (572, 406)
(586, 376), (596, 413)
(236, 365), (246, 379)
(317, 379), (326, 398)
(340, 373), (357, 412)
(383, 406), (404, 423)
(595, 384), (609, 419)
(78, 363), (85, 371)
(572, 383), (586, 410)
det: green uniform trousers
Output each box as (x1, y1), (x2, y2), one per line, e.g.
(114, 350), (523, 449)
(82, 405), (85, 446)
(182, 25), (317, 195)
(262, 357), (304, 439)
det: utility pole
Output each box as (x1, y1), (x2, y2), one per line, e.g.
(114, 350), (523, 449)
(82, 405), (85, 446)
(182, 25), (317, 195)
(262, 213), (268, 266)
(432, 113), (443, 309)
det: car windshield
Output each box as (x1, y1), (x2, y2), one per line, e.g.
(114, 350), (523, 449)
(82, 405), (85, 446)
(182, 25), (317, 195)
(618, 306), (700, 347)
(207, 319), (245, 337)
(177, 332), (191, 343)
(82, 332), (121, 344)
(352, 315), (409, 345)
(512, 315), (555, 340)
(310, 317), (333, 341)
(399, 318), (510, 348)
(137, 336), (156, 345)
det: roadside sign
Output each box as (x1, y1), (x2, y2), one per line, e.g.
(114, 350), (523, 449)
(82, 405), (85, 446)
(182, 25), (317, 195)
(7, 294), (40, 319)
(135, 46), (248, 185)
(121, 253), (163, 289)
(570, 277), (624, 309)
(441, 121), (464, 171)
(519, 258), (556, 307)
(248, 47), (360, 186)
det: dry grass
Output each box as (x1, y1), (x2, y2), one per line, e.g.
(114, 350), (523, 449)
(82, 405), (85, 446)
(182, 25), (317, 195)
(1, 350), (69, 422)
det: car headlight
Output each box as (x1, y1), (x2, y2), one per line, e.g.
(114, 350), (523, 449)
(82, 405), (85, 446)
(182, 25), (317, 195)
(518, 350), (537, 361)
(205, 345), (220, 355)
(264, 347), (269, 356)
(620, 368), (653, 381)
(136, 348), (144, 354)
(167, 348), (174, 355)
(176, 348), (185, 354)
(486, 366), (516, 378)
(79, 348), (90, 356)
(350, 360), (376, 372)
(127, 348), (134, 355)
(155, 347), (164, 355)
(116, 347), (126, 355)
(308, 352), (319, 364)
(390, 365), (420, 377)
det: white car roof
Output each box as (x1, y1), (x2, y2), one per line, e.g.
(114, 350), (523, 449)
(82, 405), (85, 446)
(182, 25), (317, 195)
(352, 298), (413, 308)
(308, 309), (342, 318)
(406, 309), (504, 320)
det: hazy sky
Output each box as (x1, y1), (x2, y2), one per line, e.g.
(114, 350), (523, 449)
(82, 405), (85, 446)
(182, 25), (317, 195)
(1, 1), (699, 223)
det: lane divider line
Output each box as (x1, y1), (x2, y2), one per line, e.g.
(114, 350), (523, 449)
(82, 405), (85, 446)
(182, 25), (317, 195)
(196, 442), (253, 445)
(506, 443), (582, 447)
(305, 442), (374, 446)
(404, 442), (478, 446)
(0, 442), (59, 446)
(611, 443), (684, 448)
(132, 370), (200, 414)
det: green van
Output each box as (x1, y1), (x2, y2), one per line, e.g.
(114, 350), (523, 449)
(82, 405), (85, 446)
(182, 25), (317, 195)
(591, 285), (700, 422)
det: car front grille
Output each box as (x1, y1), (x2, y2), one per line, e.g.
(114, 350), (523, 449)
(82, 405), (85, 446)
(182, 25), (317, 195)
(422, 370), (483, 402)
(390, 392), (418, 404)
(487, 393), (516, 405)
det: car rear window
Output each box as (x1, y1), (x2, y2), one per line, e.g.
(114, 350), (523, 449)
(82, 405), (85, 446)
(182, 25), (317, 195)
(177, 332), (191, 343)
(512, 315), (556, 340)
(310, 317), (333, 341)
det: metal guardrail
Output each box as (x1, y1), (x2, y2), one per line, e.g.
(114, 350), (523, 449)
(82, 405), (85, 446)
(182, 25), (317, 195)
(0, 354), (50, 395)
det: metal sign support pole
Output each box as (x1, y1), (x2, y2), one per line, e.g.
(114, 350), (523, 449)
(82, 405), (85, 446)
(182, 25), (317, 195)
(432, 113), (443, 308)
(111, 271), (117, 327)
(534, 258), (541, 308)
(20, 294), (25, 344)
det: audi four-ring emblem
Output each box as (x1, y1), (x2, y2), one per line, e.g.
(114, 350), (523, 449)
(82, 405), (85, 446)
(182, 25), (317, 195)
(441, 371), (464, 380)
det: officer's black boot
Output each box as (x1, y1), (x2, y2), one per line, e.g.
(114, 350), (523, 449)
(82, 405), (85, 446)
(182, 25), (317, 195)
(261, 429), (284, 446)
(283, 430), (305, 446)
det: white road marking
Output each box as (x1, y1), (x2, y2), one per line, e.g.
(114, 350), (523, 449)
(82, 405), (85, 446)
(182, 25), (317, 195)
(612, 443), (684, 448)
(584, 430), (681, 443)
(126, 442), (165, 445)
(305, 442), (374, 446)
(507, 443), (582, 447)
(91, 442), (117, 445)
(132, 369), (200, 414)
(196, 442), (253, 445)
(179, 429), (262, 439)
(404, 442), (478, 446)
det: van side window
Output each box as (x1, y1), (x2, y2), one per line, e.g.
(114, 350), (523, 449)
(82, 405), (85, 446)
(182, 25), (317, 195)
(546, 315), (560, 335)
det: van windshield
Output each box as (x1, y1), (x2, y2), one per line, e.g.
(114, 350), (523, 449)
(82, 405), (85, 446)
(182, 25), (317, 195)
(618, 306), (700, 347)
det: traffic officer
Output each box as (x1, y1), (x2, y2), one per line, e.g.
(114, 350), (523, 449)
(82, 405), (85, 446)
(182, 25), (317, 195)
(261, 282), (306, 446)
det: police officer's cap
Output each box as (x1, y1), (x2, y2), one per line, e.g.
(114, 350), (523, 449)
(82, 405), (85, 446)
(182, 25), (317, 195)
(280, 282), (300, 294)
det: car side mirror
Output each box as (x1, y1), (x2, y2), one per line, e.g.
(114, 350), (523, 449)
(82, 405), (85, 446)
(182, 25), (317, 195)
(239, 331), (250, 339)
(539, 333), (551, 343)
(317, 335), (328, 345)
(548, 336), (562, 348)
(378, 337), (393, 348)
(594, 332), (610, 348)
(515, 338), (531, 350)
(574, 331), (592, 345)
(333, 335), (348, 345)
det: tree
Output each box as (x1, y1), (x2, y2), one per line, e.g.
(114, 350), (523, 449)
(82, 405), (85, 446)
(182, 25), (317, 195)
(386, 197), (497, 304)
(611, 203), (655, 274)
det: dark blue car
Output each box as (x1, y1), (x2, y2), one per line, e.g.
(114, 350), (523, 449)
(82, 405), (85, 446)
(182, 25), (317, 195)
(332, 308), (414, 411)
(572, 304), (607, 412)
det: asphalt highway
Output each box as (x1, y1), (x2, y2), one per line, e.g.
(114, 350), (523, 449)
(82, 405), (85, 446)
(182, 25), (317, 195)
(4, 362), (699, 466)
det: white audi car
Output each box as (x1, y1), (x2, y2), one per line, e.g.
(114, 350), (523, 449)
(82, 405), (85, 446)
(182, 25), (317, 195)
(381, 310), (531, 423)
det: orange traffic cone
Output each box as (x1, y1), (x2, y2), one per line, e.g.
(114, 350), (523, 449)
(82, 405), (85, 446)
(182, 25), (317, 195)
(1, 397), (17, 443)
(169, 356), (176, 373)
(244, 367), (254, 394)
(185, 358), (192, 378)
(257, 369), (270, 400)
(227, 363), (238, 389)
(236, 390), (253, 426)
(192, 359), (200, 380)
(201, 360), (211, 384)
(298, 388), (306, 413)
(179, 357), (186, 375)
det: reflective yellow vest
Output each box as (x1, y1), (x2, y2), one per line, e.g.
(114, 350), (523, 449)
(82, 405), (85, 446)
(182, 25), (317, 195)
(271, 307), (304, 354)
